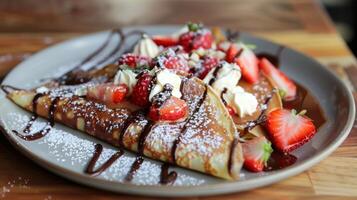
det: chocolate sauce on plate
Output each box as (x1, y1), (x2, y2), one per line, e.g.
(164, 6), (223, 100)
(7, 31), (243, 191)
(160, 163), (177, 185)
(85, 144), (123, 176)
(264, 151), (297, 171)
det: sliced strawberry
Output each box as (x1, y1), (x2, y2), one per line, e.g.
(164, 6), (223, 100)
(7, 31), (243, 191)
(243, 136), (273, 172)
(130, 73), (153, 107)
(259, 58), (297, 101)
(198, 56), (219, 79)
(149, 96), (188, 121)
(178, 23), (213, 52)
(265, 109), (316, 153)
(225, 44), (239, 63)
(117, 53), (151, 68)
(235, 46), (259, 84)
(152, 35), (178, 47)
(87, 83), (128, 104)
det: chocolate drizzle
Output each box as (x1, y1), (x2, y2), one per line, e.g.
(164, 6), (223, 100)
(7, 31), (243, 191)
(125, 119), (154, 182)
(171, 85), (208, 164)
(220, 88), (228, 106)
(243, 89), (276, 133)
(151, 84), (173, 108)
(12, 94), (60, 141)
(159, 163), (177, 185)
(227, 138), (238, 176)
(1, 85), (21, 94)
(57, 29), (145, 85)
(85, 144), (123, 176)
(208, 64), (223, 86)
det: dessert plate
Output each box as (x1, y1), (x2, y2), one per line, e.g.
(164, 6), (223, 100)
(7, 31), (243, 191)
(0, 26), (354, 196)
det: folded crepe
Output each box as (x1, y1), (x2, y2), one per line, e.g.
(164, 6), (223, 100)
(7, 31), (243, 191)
(6, 77), (243, 180)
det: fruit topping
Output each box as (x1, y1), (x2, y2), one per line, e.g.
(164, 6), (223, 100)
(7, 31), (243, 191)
(149, 96), (188, 121)
(154, 49), (189, 73)
(152, 35), (179, 47)
(178, 23), (214, 52)
(117, 53), (151, 68)
(259, 58), (297, 101)
(234, 44), (259, 84)
(242, 136), (273, 172)
(87, 83), (128, 104)
(265, 109), (316, 153)
(130, 73), (153, 107)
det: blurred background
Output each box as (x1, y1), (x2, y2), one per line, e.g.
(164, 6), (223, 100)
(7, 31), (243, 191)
(0, 0), (354, 55)
(322, 0), (356, 55)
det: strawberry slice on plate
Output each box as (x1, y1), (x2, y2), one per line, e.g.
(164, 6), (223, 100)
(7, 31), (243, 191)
(259, 58), (297, 101)
(152, 36), (178, 47)
(149, 96), (188, 121)
(242, 136), (273, 172)
(87, 83), (128, 104)
(265, 109), (316, 153)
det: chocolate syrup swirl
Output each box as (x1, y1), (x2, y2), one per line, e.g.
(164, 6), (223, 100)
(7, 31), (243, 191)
(12, 94), (60, 141)
(159, 163), (177, 185)
(57, 29), (145, 85)
(85, 143), (123, 176)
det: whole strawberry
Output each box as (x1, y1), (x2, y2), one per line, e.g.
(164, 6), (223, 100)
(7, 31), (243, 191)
(118, 53), (151, 68)
(178, 23), (214, 52)
(130, 73), (153, 107)
(154, 49), (190, 73)
(198, 56), (219, 79)
(265, 109), (316, 152)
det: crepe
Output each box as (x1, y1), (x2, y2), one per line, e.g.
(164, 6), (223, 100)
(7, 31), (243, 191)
(6, 77), (243, 180)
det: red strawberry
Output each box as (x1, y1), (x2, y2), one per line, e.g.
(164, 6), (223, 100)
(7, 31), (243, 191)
(152, 35), (178, 47)
(234, 45), (259, 84)
(265, 109), (316, 153)
(130, 73), (153, 107)
(87, 83), (128, 104)
(149, 96), (188, 121)
(162, 56), (189, 72)
(225, 44), (239, 63)
(243, 136), (273, 172)
(178, 23), (213, 52)
(118, 53), (150, 68)
(199, 56), (219, 79)
(259, 58), (297, 101)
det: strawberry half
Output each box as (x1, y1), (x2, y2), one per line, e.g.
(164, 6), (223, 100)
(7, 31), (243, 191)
(117, 53), (151, 68)
(259, 58), (297, 101)
(225, 43), (239, 63)
(87, 83), (128, 105)
(234, 45), (259, 84)
(130, 73), (153, 107)
(242, 136), (273, 172)
(265, 109), (316, 153)
(149, 96), (188, 121)
(152, 35), (178, 47)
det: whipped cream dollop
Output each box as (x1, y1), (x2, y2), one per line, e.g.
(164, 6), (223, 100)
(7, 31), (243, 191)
(36, 86), (49, 93)
(203, 61), (258, 117)
(223, 86), (258, 117)
(149, 69), (182, 101)
(133, 34), (159, 58)
(113, 68), (138, 94)
(203, 62), (241, 93)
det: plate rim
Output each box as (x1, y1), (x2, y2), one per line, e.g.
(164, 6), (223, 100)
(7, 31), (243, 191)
(0, 25), (355, 197)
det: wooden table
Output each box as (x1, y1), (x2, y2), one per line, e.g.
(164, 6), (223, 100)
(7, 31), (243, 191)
(0, 0), (356, 199)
